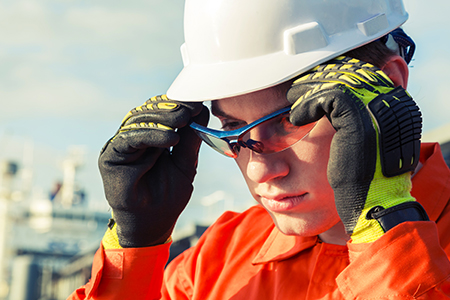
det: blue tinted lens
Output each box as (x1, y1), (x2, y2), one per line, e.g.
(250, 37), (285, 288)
(190, 107), (316, 157)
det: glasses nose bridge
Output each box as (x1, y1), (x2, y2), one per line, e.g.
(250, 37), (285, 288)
(242, 121), (273, 143)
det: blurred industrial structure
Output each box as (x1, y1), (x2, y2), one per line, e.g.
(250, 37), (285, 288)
(0, 147), (110, 300)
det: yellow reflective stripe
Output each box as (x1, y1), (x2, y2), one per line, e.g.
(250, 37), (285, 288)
(348, 58), (360, 64)
(120, 111), (133, 124)
(291, 82), (340, 110)
(298, 89), (312, 100)
(119, 122), (174, 131)
(157, 102), (178, 110)
(293, 74), (311, 83)
(375, 70), (394, 84)
(157, 123), (172, 130)
(341, 64), (353, 70)
(291, 97), (304, 110)
(312, 72), (323, 79)
(355, 69), (375, 82)
(338, 74), (360, 85)
(321, 82), (339, 90)
(312, 84), (322, 94)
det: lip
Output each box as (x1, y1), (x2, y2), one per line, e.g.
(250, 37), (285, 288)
(260, 194), (307, 212)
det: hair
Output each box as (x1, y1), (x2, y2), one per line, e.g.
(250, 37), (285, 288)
(344, 39), (397, 68)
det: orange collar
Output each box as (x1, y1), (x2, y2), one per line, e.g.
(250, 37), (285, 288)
(412, 143), (450, 221)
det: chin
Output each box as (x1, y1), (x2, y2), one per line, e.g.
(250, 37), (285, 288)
(271, 214), (324, 237)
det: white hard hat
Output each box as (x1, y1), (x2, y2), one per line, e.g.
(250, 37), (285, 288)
(167, 0), (408, 102)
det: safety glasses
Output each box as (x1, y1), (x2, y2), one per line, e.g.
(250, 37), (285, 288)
(190, 106), (317, 158)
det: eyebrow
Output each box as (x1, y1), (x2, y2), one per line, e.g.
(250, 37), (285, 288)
(211, 102), (237, 120)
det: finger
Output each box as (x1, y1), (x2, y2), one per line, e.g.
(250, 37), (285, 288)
(171, 105), (210, 178)
(287, 81), (339, 126)
(122, 96), (204, 128)
(111, 128), (180, 154)
(123, 102), (193, 129)
(145, 95), (204, 117)
(329, 56), (394, 87)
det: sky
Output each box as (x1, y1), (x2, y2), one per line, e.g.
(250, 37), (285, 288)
(0, 0), (449, 228)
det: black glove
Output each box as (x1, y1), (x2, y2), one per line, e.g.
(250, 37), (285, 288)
(99, 95), (209, 248)
(287, 56), (428, 243)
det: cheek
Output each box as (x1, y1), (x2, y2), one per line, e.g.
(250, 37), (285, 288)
(289, 118), (335, 190)
(291, 117), (335, 165)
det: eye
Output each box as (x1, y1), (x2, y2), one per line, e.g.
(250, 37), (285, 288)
(221, 120), (246, 131)
(273, 115), (297, 135)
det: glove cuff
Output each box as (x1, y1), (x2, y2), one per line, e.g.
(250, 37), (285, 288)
(103, 216), (174, 248)
(366, 201), (429, 232)
(102, 218), (122, 250)
(351, 201), (429, 244)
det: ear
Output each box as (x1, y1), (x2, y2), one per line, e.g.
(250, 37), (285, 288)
(380, 55), (409, 89)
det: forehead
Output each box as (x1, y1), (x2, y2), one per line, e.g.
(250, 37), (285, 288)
(211, 81), (292, 119)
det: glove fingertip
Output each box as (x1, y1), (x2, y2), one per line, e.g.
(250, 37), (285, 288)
(192, 105), (210, 126)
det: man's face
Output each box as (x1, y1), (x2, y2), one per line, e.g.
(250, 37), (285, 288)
(212, 84), (340, 237)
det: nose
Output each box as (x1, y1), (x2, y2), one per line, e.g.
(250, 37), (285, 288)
(245, 150), (289, 184)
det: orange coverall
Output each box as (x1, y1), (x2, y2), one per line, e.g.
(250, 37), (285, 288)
(69, 143), (450, 299)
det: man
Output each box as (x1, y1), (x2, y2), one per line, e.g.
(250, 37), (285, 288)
(70, 0), (450, 299)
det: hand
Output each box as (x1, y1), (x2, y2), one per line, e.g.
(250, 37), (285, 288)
(99, 95), (209, 248)
(286, 56), (428, 243)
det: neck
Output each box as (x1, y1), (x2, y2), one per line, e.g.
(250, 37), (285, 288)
(318, 221), (350, 245)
